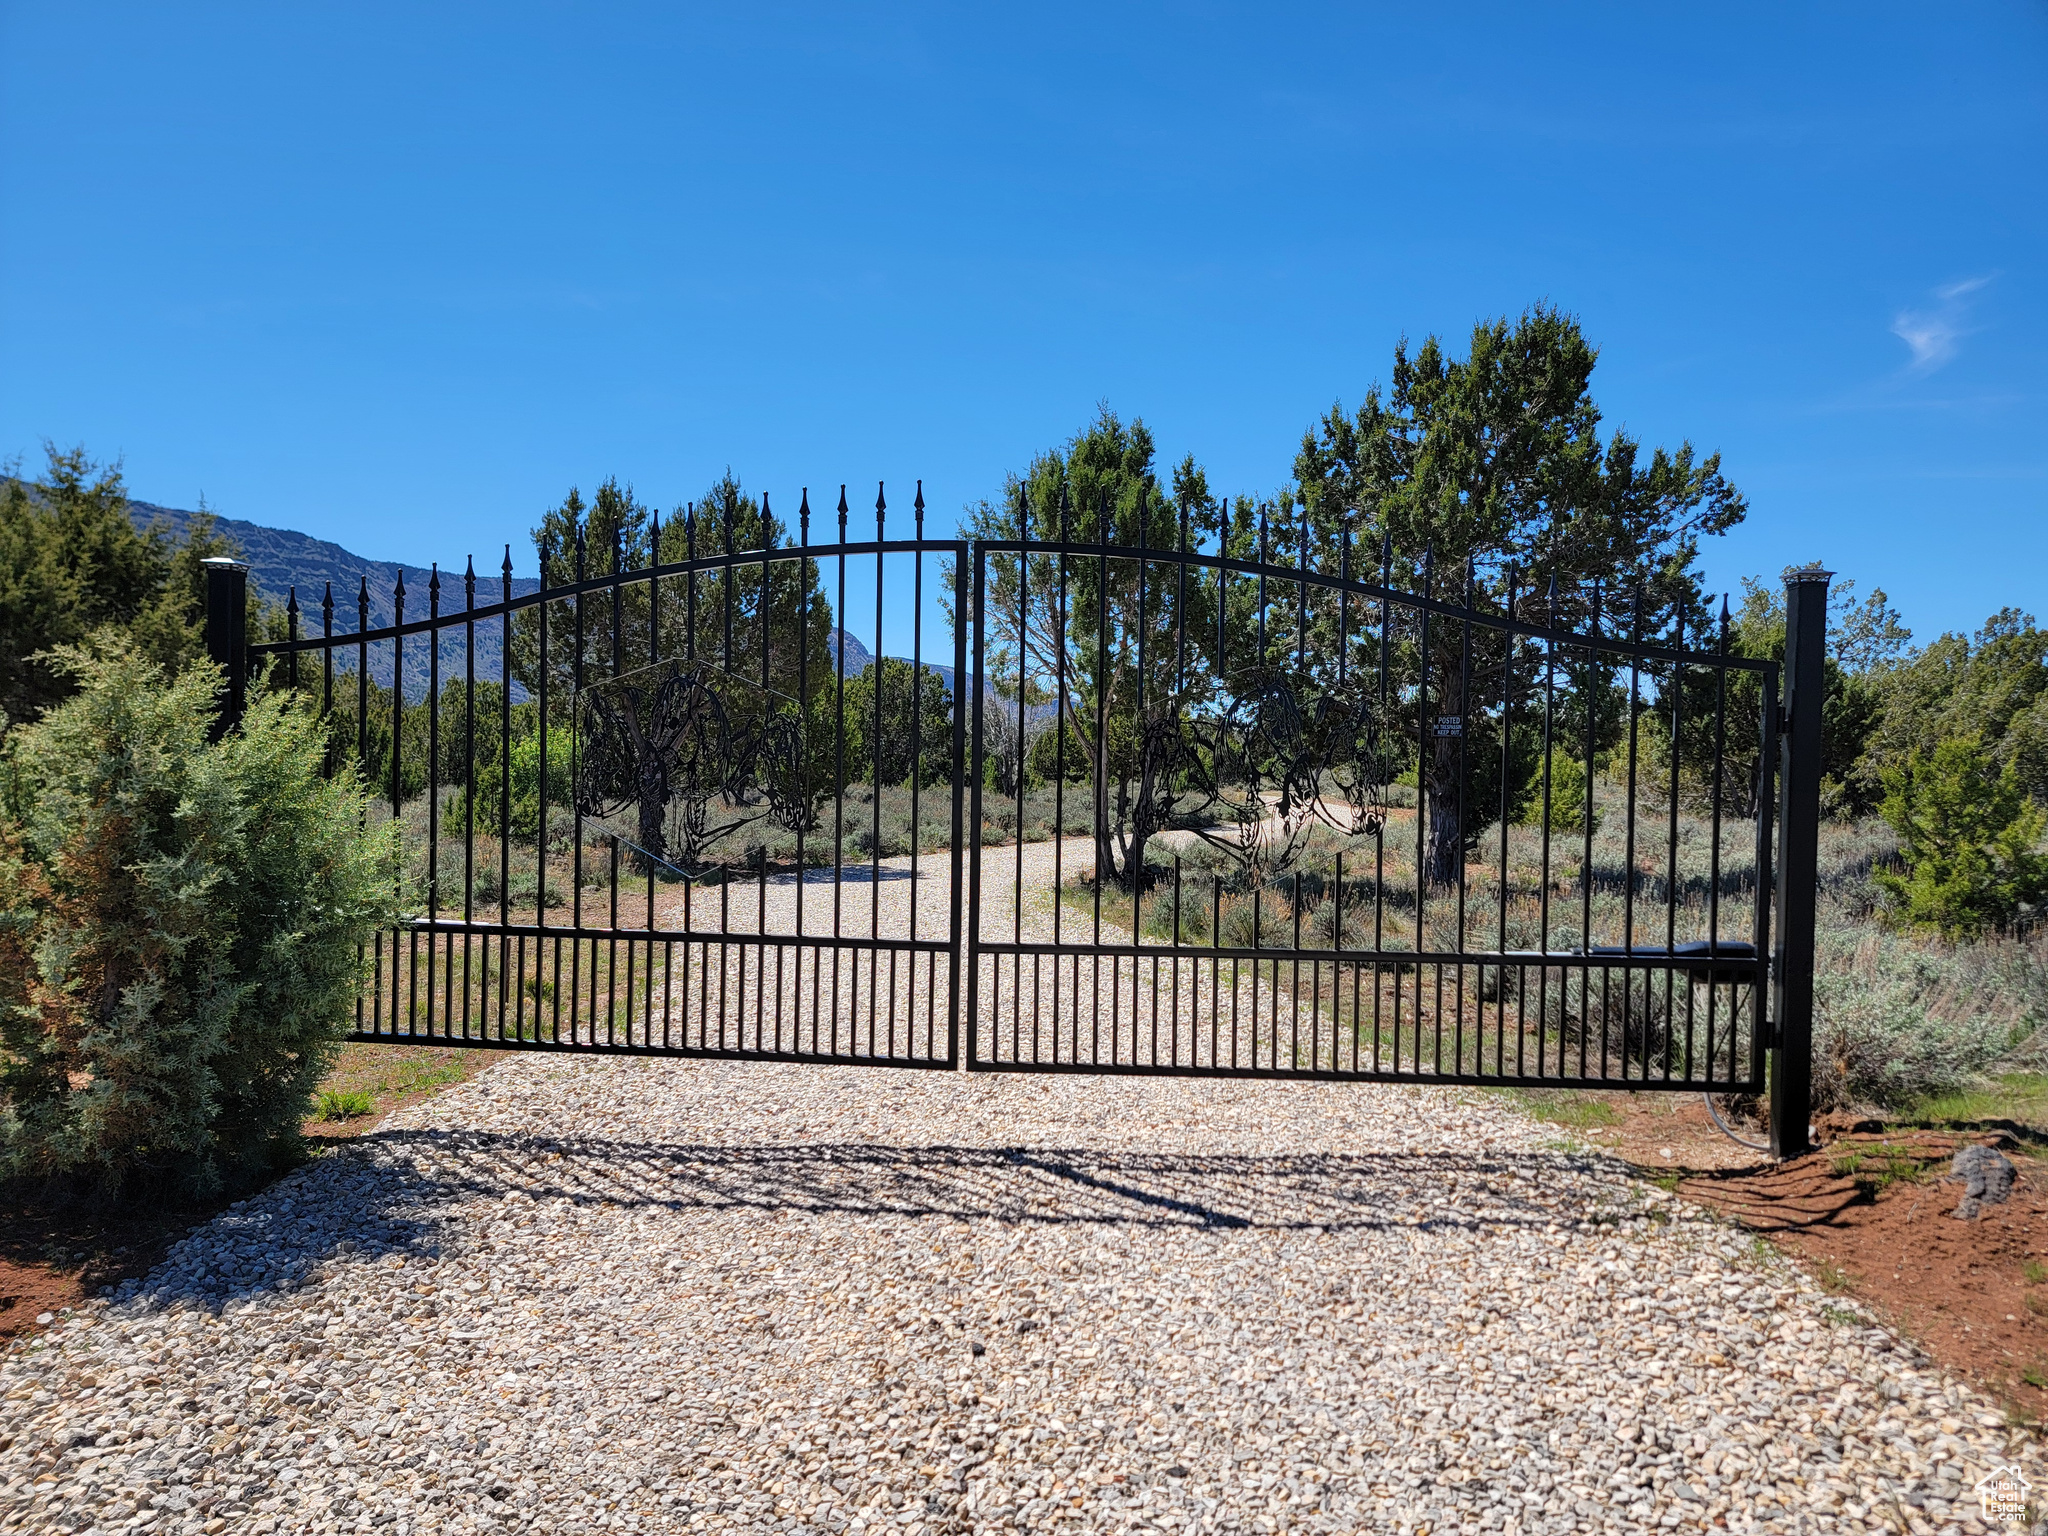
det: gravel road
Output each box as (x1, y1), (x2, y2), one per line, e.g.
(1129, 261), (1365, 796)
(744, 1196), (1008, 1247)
(5, 1057), (2042, 1536)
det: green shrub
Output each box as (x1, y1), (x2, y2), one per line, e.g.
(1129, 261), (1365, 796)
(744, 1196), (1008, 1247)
(1521, 751), (1600, 838)
(0, 647), (398, 1198)
(315, 1089), (376, 1121)
(1875, 736), (2048, 939)
(455, 726), (573, 843)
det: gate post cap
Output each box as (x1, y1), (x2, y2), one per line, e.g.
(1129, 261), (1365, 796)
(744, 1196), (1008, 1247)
(1781, 565), (1833, 584)
(201, 556), (251, 572)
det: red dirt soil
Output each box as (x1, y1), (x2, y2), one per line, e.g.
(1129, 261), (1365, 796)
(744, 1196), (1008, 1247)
(0, 1041), (491, 1342)
(1584, 1093), (2048, 1425)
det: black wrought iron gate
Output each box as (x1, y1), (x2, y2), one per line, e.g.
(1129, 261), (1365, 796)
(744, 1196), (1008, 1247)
(963, 517), (1781, 1096)
(225, 481), (1827, 1148)
(247, 486), (968, 1070)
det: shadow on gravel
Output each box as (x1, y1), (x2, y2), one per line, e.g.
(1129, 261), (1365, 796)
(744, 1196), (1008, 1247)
(113, 1131), (1635, 1315)
(369, 1127), (1620, 1236)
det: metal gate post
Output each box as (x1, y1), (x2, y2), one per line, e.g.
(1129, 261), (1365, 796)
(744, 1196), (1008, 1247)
(202, 557), (251, 740)
(1769, 565), (1830, 1158)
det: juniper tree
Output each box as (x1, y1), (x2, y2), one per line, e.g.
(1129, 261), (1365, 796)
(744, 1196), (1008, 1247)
(508, 473), (838, 867)
(0, 444), (248, 724)
(952, 409), (1230, 891)
(1293, 306), (1747, 885)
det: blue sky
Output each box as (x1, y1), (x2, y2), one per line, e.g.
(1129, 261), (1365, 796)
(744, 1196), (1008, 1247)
(4, 2), (2044, 660)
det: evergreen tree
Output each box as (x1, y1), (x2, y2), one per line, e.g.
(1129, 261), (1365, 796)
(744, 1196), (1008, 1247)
(508, 473), (837, 867)
(954, 409), (1230, 889)
(0, 444), (250, 726)
(1876, 736), (2047, 938)
(1868, 609), (2047, 805)
(1293, 307), (1747, 884)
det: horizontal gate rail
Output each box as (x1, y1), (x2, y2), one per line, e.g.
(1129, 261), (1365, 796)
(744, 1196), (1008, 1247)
(970, 940), (1763, 975)
(969, 537), (1781, 676)
(249, 540), (968, 658)
(409, 917), (952, 953)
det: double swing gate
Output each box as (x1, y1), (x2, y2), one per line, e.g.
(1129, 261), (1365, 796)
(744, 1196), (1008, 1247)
(220, 481), (1827, 1152)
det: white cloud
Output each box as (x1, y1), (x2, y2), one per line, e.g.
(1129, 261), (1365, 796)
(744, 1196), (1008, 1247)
(1891, 275), (1992, 373)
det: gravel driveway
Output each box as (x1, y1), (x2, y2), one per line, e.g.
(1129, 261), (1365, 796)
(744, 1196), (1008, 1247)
(5, 1058), (2042, 1536)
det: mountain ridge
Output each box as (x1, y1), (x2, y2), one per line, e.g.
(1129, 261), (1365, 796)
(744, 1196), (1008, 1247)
(126, 501), (978, 704)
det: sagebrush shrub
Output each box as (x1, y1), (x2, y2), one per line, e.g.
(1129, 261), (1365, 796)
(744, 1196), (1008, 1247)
(1809, 923), (2034, 1111)
(0, 648), (398, 1197)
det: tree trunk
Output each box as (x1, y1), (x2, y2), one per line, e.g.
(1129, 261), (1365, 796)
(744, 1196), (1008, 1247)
(1423, 659), (1467, 887)
(617, 693), (670, 873)
(1424, 742), (1461, 888)
(1081, 701), (1114, 892)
